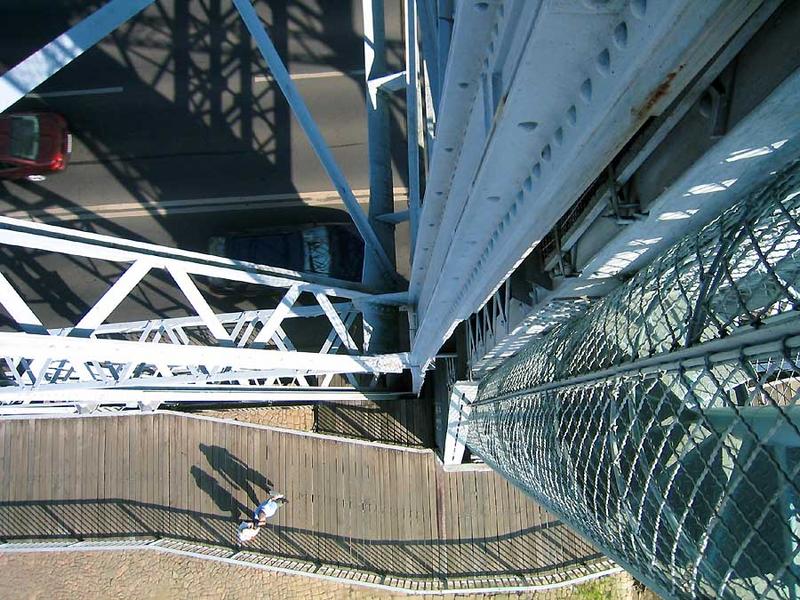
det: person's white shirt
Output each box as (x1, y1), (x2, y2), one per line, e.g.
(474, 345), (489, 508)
(237, 521), (260, 542)
(255, 499), (279, 520)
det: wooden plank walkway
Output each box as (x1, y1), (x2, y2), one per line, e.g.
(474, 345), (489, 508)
(0, 413), (608, 589)
(314, 397), (434, 447)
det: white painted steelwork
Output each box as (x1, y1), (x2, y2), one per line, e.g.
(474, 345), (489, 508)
(442, 381), (476, 467)
(470, 62), (800, 376)
(0, 218), (409, 413)
(409, 0), (766, 380)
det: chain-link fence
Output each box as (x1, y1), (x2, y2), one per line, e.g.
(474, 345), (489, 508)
(468, 160), (800, 599)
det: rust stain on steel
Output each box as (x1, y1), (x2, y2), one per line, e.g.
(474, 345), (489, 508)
(635, 66), (684, 120)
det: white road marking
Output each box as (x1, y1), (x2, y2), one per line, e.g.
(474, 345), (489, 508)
(2, 187), (409, 223)
(26, 86), (124, 99)
(253, 69), (365, 84)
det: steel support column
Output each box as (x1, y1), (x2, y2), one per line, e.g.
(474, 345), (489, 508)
(233, 0), (398, 284)
(360, 0), (399, 354)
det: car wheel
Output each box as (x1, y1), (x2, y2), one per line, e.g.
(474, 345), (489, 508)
(26, 174), (47, 182)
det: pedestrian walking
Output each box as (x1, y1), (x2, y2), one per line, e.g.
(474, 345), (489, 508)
(237, 492), (288, 543)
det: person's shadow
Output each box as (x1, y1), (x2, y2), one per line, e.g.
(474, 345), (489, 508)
(192, 444), (273, 521)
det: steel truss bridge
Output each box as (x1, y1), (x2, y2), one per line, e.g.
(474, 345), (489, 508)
(2, 1), (800, 598)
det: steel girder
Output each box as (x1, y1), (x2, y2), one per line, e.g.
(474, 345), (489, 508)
(409, 0), (766, 381)
(471, 62), (800, 376)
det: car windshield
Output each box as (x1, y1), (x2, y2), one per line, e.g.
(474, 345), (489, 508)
(302, 226), (331, 274)
(9, 115), (39, 160)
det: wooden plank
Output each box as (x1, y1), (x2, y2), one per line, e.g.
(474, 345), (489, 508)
(189, 413), (203, 540)
(72, 417), (86, 536)
(92, 416), (105, 540)
(495, 473), (511, 571)
(322, 437), (333, 539)
(498, 478), (517, 570)
(453, 470), (468, 575)
(63, 417), (77, 501)
(308, 434), (320, 561)
(22, 420), (36, 539)
(157, 414), (170, 515)
(277, 423), (289, 557)
(288, 429), (304, 561)
(249, 421), (260, 511)
(0, 420), (9, 503)
(315, 435), (328, 559)
(149, 414), (159, 514)
(241, 424), (254, 544)
(194, 415), (211, 541)
(459, 471), (475, 575)
(0, 420), (6, 503)
(268, 426), (284, 555)
(29, 418), (43, 504)
(485, 473), (503, 568)
(160, 413), (171, 531)
(346, 437), (358, 564)
(228, 420), (240, 543)
(50, 418), (65, 502)
(511, 482), (531, 572)
(206, 418), (220, 532)
(439, 467), (452, 573)
(216, 418), (235, 545)
(90, 417), (105, 535)
(333, 440), (344, 561)
(199, 416), (214, 530)
(145, 415), (156, 520)
(415, 454), (432, 575)
(174, 413), (187, 537)
(281, 428), (294, 557)
(399, 448), (413, 575)
(339, 440), (350, 563)
(158, 413), (169, 535)
(164, 413), (178, 536)
(380, 447), (396, 570)
(361, 437), (378, 569)
(70, 417), (85, 534)
(183, 413), (195, 539)
(405, 451), (422, 573)
(101, 416), (116, 536)
(300, 431), (314, 562)
(136, 415), (148, 514)
(120, 413), (132, 509)
(6, 419), (18, 504)
(4, 421), (19, 533)
(430, 457), (444, 577)
(129, 415), (143, 535)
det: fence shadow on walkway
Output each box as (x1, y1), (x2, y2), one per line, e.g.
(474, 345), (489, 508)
(0, 498), (602, 581)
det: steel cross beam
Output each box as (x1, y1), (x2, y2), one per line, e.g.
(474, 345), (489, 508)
(232, 0), (398, 287)
(0, 0), (155, 112)
(0, 217), (410, 413)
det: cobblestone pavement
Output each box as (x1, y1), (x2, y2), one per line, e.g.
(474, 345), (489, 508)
(0, 551), (658, 599)
(194, 406), (315, 431)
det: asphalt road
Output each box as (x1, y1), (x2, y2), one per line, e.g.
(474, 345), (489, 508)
(0, 0), (410, 331)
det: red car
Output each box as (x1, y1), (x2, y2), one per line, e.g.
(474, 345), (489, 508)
(0, 112), (71, 181)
